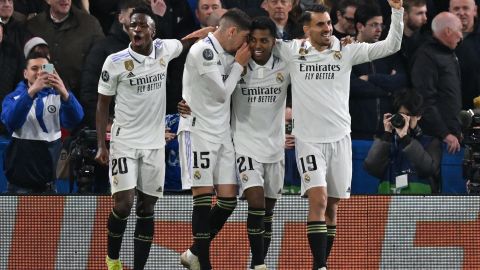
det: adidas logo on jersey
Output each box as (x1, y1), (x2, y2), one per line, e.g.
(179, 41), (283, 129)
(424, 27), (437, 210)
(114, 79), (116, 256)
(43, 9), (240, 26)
(238, 78), (246, 84)
(127, 71), (135, 78)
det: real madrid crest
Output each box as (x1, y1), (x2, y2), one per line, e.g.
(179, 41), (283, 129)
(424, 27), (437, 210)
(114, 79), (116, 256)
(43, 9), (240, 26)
(124, 60), (134, 71)
(304, 174), (311, 183)
(113, 176), (118, 186)
(298, 47), (308, 61)
(241, 174), (248, 183)
(194, 170), (202, 180)
(276, 72), (284, 83)
(333, 51), (342, 60)
(159, 57), (166, 68)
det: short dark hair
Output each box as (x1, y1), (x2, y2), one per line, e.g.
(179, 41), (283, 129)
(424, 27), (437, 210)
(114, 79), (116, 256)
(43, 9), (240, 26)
(26, 51), (50, 66)
(220, 8), (252, 31)
(130, 4), (155, 20)
(300, 4), (330, 26)
(403, 0), (427, 13)
(354, 4), (382, 27)
(337, 0), (358, 14)
(250, 16), (277, 38)
(393, 89), (424, 116)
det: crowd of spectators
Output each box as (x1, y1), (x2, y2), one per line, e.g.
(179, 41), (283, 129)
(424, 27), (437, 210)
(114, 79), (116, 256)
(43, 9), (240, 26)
(0, 0), (478, 194)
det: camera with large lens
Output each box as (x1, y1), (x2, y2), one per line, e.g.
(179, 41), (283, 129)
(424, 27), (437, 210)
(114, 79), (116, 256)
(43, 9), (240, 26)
(390, 113), (406, 129)
(69, 128), (98, 193)
(460, 109), (480, 194)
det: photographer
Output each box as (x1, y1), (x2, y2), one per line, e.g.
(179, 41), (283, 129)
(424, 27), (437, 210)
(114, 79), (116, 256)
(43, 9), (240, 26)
(364, 90), (442, 194)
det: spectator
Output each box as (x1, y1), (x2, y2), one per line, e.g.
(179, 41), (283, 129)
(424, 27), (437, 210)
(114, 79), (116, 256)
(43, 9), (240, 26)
(263, 0), (304, 39)
(411, 12), (463, 154)
(364, 90), (442, 194)
(195, 0), (222, 28)
(350, 4), (408, 139)
(401, 0), (429, 68)
(221, 0), (266, 17)
(26, 0), (104, 99)
(1, 52), (84, 194)
(152, 0), (197, 39)
(333, 0), (358, 39)
(23, 36), (49, 58)
(0, 0), (30, 52)
(164, 113), (181, 192)
(449, 0), (480, 109)
(0, 22), (23, 135)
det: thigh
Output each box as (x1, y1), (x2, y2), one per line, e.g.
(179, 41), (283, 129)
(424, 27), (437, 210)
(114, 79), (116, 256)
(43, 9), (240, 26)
(179, 131), (220, 188)
(213, 140), (236, 185)
(264, 159), (285, 200)
(236, 153), (265, 198)
(326, 135), (352, 199)
(109, 142), (139, 195)
(137, 147), (165, 198)
(295, 139), (327, 197)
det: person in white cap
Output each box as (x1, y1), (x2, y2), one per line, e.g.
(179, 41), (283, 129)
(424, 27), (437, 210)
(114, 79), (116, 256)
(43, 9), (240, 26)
(23, 36), (49, 58)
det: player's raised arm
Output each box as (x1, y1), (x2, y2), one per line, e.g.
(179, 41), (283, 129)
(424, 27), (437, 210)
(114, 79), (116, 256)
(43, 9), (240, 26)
(350, 0), (404, 65)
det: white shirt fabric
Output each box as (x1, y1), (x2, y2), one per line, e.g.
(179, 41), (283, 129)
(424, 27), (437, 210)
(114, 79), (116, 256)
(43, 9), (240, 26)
(231, 55), (290, 163)
(98, 39), (183, 149)
(276, 8), (404, 143)
(178, 32), (244, 144)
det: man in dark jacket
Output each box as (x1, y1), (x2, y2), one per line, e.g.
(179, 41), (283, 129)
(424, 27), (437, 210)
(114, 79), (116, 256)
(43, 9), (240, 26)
(449, 0), (480, 109)
(263, 0), (304, 39)
(0, 22), (23, 136)
(411, 12), (463, 154)
(350, 4), (408, 139)
(364, 90), (442, 194)
(26, 0), (104, 99)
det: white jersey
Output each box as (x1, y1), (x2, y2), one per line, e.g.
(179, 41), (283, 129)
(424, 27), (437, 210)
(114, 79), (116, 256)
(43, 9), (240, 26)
(178, 32), (244, 144)
(231, 55), (290, 163)
(276, 8), (404, 143)
(98, 39), (182, 149)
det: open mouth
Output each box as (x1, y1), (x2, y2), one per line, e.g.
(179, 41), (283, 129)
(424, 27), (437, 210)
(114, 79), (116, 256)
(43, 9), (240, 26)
(133, 35), (143, 45)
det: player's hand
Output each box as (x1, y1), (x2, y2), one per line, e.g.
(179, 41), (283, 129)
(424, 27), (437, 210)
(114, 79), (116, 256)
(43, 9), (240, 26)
(178, 99), (192, 117)
(383, 113), (393, 133)
(359, 75), (368, 81)
(285, 134), (295, 149)
(340, 35), (355, 46)
(182, 26), (216, 41)
(388, 0), (403, 10)
(151, 0), (167, 17)
(165, 127), (176, 143)
(443, 134), (461, 154)
(95, 146), (109, 165)
(49, 72), (69, 101)
(235, 42), (251, 66)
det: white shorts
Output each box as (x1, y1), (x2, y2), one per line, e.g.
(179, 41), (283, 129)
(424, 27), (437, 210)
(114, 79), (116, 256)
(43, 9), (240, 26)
(178, 131), (236, 189)
(236, 154), (285, 200)
(109, 141), (165, 198)
(295, 135), (352, 198)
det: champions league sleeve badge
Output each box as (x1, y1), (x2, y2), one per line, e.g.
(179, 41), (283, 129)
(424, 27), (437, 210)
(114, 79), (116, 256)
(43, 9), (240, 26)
(124, 60), (134, 71)
(101, 70), (110, 82)
(203, 48), (214, 60)
(333, 51), (342, 60)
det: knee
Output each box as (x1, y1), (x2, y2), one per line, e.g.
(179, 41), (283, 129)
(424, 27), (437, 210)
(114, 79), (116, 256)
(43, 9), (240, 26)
(309, 192), (328, 213)
(136, 202), (155, 217)
(113, 200), (134, 218)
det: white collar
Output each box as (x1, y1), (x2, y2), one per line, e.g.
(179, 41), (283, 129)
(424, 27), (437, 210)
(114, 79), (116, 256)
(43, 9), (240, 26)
(128, 43), (155, 63)
(207, 32), (225, 55)
(305, 36), (341, 52)
(248, 54), (275, 71)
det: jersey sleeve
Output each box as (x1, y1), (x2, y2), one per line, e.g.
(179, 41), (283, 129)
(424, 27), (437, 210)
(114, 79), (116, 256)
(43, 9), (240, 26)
(274, 40), (296, 61)
(162, 39), (183, 61)
(190, 43), (221, 76)
(98, 56), (119, 96)
(348, 8), (404, 66)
